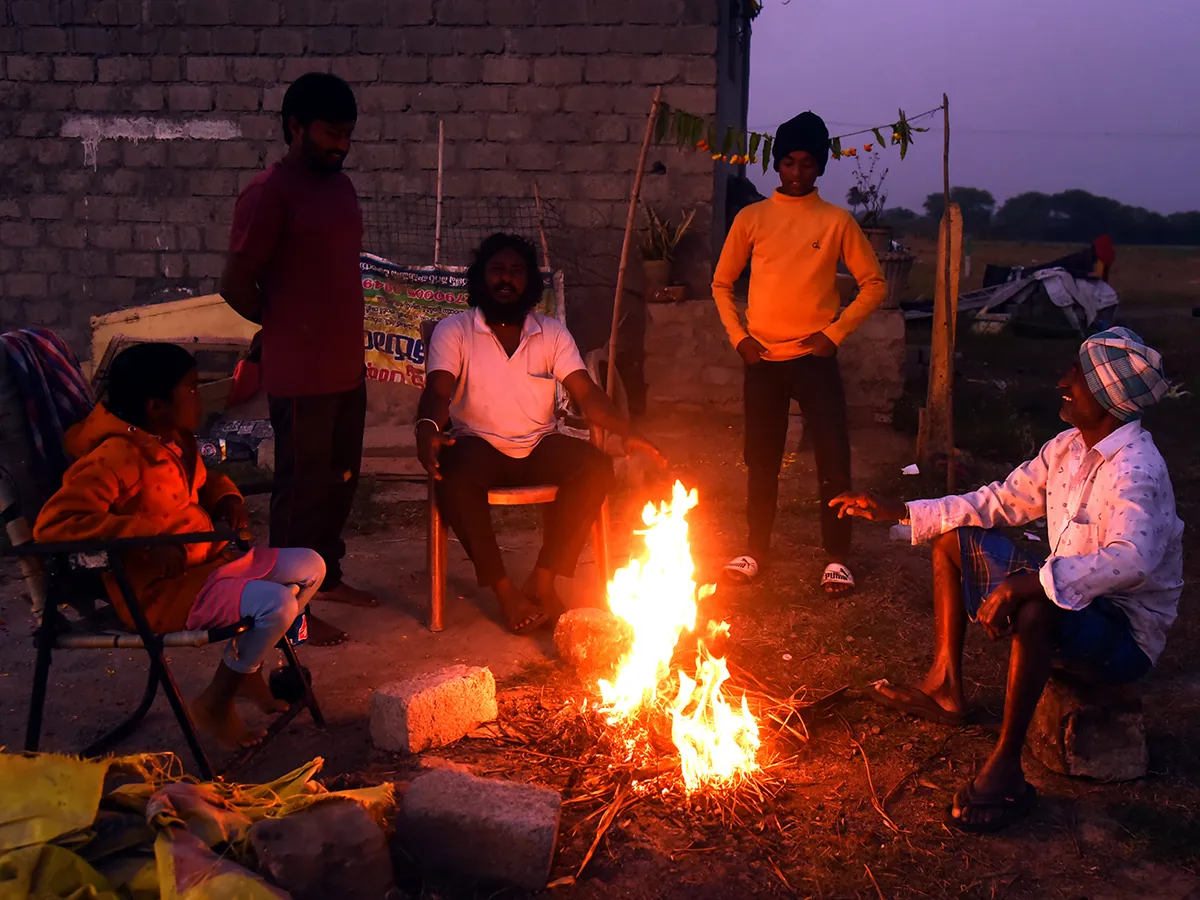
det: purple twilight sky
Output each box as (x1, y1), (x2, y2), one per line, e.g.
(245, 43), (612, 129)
(746, 0), (1200, 216)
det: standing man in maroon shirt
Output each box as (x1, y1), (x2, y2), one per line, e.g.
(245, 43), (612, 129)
(220, 73), (375, 645)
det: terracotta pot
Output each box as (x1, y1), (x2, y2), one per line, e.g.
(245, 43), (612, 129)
(642, 259), (671, 299)
(878, 251), (914, 309)
(861, 226), (893, 254)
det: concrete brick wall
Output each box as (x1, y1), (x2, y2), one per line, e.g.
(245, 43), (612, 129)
(0, 0), (742, 354)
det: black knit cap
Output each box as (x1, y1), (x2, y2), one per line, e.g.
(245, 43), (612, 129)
(772, 111), (830, 175)
(106, 342), (197, 429)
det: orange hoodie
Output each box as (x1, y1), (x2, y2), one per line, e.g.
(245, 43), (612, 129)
(34, 404), (242, 633)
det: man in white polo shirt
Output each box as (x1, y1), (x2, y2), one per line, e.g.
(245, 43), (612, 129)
(415, 233), (664, 634)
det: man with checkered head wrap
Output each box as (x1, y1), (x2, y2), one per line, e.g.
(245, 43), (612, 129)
(826, 328), (1183, 834)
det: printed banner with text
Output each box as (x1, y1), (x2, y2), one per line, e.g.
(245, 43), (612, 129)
(361, 254), (555, 389)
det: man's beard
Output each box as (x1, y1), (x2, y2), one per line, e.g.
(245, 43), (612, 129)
(302, 133), (345, 173)
(476, 289), (537, 326)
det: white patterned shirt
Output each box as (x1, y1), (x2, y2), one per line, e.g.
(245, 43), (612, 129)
(906, 421), (1184, 663)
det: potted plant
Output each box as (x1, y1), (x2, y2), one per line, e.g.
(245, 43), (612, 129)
(639, 205), (696, 301)
(848, 156), (912, 308)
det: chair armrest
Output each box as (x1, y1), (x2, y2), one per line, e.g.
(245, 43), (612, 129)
(1, 528), (241, 560)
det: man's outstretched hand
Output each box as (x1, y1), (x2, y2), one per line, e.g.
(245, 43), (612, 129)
(829, 491), (908, 523)
(416, 421), (455, 481)
(622, 434), (667, 468)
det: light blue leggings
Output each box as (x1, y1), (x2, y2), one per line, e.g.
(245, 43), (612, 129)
(223, 548), (326, 674)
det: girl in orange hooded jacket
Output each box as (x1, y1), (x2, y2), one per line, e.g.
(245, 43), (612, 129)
(35, 343), (326, 750)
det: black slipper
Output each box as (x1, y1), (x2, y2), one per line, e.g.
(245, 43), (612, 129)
(944, 781), (1037, 833)
(868, 678), (970, 727)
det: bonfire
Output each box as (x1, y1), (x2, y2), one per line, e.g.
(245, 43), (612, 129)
(596, 481), (760, 793)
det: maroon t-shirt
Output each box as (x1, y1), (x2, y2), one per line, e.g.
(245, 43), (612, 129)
(228, 158), (364, 398)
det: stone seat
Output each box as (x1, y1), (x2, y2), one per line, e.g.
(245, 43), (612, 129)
(1028, 671), (1147, 782)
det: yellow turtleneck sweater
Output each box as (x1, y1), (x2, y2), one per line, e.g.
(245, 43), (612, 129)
(711, 189), (888, 361)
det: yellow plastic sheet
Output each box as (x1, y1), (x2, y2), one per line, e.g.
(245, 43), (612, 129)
(0, 844), (120, 900)
(0, 755), (111, 854)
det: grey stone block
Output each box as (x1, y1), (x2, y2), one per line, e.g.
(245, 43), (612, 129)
(371, 665), (498, 753)
(396, 769), (561, 890)
(1028, 675), (1148, 781)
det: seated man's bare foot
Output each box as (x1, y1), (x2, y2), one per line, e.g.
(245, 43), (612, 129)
(522, 567), (565, 618)
(315, 581), (378, 608)
(306, 612), (349, 646)
(190, 696), (265, 751)
(236, 668), (290, 714)
(870, 677), (970, 726)
(494, 578), (549, 635)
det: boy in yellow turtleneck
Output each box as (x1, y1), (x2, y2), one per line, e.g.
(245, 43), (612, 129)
(712, 111), (886, 595)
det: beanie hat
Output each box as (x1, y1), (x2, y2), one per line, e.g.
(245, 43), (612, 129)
(772, 111), (830, 175)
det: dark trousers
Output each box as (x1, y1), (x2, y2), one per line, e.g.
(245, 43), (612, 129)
(436, 433), (614, 587)
(268, 383), (366, 591)
(744, 355), (851, 559)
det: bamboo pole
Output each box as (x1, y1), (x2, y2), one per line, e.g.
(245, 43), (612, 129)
(433, 119), (444, 265)
(605, 86), (663, 402)
(941, 95), (954, 490)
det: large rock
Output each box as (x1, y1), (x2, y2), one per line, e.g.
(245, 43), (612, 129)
(554, 607), (633, 678)
(395, 769), (561, 891)
(249, 798), (398, 900)
(371, 665), (498, 754)
(1028, 675), (1147, 781)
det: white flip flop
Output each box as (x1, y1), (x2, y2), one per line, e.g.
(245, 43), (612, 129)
(722, 555), (760, 585)
(822, 562), (856, 595)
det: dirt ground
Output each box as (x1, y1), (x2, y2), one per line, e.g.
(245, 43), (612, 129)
(1, 295), (1197, 899)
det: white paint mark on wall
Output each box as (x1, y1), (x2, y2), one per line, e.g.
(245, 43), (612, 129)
(62, 115), (242, 167)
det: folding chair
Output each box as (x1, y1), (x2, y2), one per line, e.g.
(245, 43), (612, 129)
(420, 319), (611, 632)
(0, 330), (323, 780)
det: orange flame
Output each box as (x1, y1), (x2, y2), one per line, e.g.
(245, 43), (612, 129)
(599, 481), (760, 792)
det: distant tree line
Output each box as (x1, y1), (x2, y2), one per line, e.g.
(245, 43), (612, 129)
(876, 188), (1200, 245)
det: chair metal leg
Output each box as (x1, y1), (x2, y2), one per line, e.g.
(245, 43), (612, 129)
(84, 667), (159, 757)
(429, 478), (446, 632)
(280, 637), (325, 727)
(24, 631), (53, 753)
(110, 560), (214, 781)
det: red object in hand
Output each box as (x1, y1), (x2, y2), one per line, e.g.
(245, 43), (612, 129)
(225, 333), (263, 409)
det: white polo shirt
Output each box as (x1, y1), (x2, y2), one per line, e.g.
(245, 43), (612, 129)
(427, 308), (587, 458)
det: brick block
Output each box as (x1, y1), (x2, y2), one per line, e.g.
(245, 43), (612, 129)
(74, 85), (121, 110)
(434, 113), (481, 141)
(396, 769), (560, 891)
(533, 57), (583, 85)
(71, 27), (117, 54)
(563, 85), (615, 113)
(636, 57), (682, 85)
(510, 143), (559, 172)
(28, 196), (68, 220)
(535, 0), (587, 24)
(586, 0), (624, 24)
(577, 174), (626, 201)
(563, 144), (610, 172)
(487, 0), (536, 25)
(665, 24), (717, 54)
(74, 196), (118, 222)
(216, 141), (262, 168)
(233, 57), (280, 83)
(281, 56), (328, 81)
(16, 113), (54, 138)
(67, 250), (111, 276)
(336, 0), (382, 24)
(114, 253), (159, 278)
(410, 85), (460, 112)
(6, 273), (49, 298)
(461, 141), (507, 170)
(134, 224), (178, 251)
(609, 24), (666, 54)
(189, 170), (238, 196)
(371, 665), (497, 753)
(511, 85), (561, 114)
(12, 1), (56, 24)
(592, 115), (628, 142)
(189, 253), (227, 278)
(212, 27), (258, 53)
(662, 85), (715, 116)
(150, 56), (182, 81)
(383, 0), (434, 25)
(283, 0), (333, 24)
(359, 85), (414, 113)
(306, 26), (352, 53)
(132, 85), (166, 111)
(22, 248), (65, 274)
(380, 56), (428, 83)
(486, 113), (533, 142)
(178, 224), (204, 249)
(1, 222), (40, 249)
(160, 253), (186, 277)
(585, 56), (635, 84)
(559, 25), (609, 54)
(216, 84), (261, 111)
(185, 0), (232, 25)
(460, 85), (509, 112)
(23, 27), (69, 53)
(29, 84), (73, 110)
(185, 57), (230, 82)
(430, 56), (481, 84)
(92, 225), (133, 250)
(262, 86), (288, 112)
(8, 57), (51, 81)
(145, 0), (182, 24)
(258, 27), (306, 54)
(681, 0), (719, 24)
(332, 56), (380, 82)
(482, 56), (529, 85)
(626, 0), (685, 24)
(95, 277), (137, 304)
(168, 84), (214, 111)
(436, 0), (487, 25)
(454, 26), (505, 55)
(233, 0), (281, 24)
(498, 26), (553, 55)
(48, 224), (88, 249)
(0, 200), (21, 218)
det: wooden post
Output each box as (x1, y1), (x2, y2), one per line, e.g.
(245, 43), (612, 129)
(918, 202), (962, 487)
(605, 86), (663, 401)
(433, 119), (444, 265)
